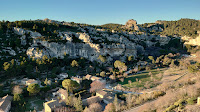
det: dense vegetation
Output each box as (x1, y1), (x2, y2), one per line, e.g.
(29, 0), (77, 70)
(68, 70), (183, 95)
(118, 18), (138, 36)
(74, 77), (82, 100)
(160, 18), (200, 37)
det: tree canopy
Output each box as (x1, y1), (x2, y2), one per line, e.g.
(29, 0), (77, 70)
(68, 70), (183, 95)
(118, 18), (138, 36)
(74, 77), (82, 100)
(62, 79), (79, 93)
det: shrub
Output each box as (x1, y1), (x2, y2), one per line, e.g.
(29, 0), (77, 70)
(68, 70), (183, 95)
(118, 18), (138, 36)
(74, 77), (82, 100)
(164, 105), (176, 112)
(186, 97), (196, 105)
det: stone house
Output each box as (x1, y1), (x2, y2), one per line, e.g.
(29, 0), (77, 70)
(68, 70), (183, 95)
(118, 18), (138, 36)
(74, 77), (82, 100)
(21, 78), (29, 85)
(82, 96), (101, 106)
(96, 90), (108, 98)
(58, 73), (68, 80)
(26, 79), (39, 86)
(53, 88), (68, 100)
(21, 78), (39, 86)
(43, 99), (61, 112)
(71, 76), (82, 84)
(85, 74), (92, 80)
(91, 76), (102, 81)
(0, 95), (13, 112)
(96, 90), (122, 104)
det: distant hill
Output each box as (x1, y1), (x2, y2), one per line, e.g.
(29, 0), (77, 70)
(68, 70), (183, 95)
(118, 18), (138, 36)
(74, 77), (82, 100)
(160, 18), (200, 37)
(100, 23), (123, 31)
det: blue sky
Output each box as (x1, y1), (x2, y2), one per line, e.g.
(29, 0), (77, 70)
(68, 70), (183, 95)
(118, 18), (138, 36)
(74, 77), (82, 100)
(0, 0), (200, 25)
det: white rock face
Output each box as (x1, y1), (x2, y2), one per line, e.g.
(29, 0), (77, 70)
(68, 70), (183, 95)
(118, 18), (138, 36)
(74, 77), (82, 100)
(182, 33), (200, 46)
(27, 39), (137, 62)
(14, 25), (171, 62)
(13, 27), (42, 38)
(124, 19), (141, 31)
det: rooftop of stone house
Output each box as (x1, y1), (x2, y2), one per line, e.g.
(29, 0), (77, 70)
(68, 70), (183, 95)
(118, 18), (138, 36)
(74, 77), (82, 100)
(0, 95), (13, 111)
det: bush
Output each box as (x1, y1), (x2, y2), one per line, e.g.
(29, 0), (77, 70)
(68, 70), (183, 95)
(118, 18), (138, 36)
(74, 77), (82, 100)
(187, 97), (196, 105)
(164, 105), (176, 112)
(40, 86), (51, 92)
(188, 65), (198, 73)
(174, 99), (184, 106)
(145, 65), (153, 70)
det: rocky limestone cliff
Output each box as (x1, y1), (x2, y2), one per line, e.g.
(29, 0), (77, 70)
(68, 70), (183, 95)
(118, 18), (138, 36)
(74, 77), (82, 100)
(13, 25), (171, 62)
(182, 31), (200, 46)
(14, 27), (42, 38)
(124, 19), (140, 31)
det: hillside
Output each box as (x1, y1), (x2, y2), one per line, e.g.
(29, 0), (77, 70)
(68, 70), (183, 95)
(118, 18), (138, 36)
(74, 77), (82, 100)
(0, 18), (200, 112)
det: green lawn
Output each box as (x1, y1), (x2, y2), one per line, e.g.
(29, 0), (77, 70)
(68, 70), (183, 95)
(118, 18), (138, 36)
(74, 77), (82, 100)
(24, 96), (45, 111)
(119, 68), (167, 88)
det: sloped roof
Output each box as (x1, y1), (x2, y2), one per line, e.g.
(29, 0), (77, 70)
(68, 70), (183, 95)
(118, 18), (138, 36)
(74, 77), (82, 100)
(96, 90), (107, 96)
(71, 77), (82, 81)
(85, 74), (92, 79)
(91, 76), (101, 81)
(0, 95), (13, 111)
(27, 79), (37, 83)
(58, 88), (68, 97)
(45, 100), (61, 109)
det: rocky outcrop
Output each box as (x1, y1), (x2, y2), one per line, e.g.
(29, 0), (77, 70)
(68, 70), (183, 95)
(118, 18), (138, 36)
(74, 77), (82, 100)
(182, 31), (200, 46)
(125, 19), (140, 31)
(146, 24), (163, 32)
(13, 27), (42, 38)
(27, 39), (137, 62)
(13, 24), (170, 62)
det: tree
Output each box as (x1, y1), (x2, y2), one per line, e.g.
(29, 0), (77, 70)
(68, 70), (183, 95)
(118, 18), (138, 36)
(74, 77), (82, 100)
(98, 55), (106, 63)
(13, 94), (21, 102)
(128, 55), (134, 62)
(104, 103), (115, 112)
(113, 94), (120, 111)
(33, 24), (38, 30)
(44, 78), (51, 86)
(87, 103), (102, 112)
(114, 60), (127, 72)
(66, 95), (73, 106)
(126, 93), (132, 108)
(27, 84), (40, 96)
(148, 56), (155, 64)
(43, 27), (46, 32)
(71, 60), (79, 67)
(3, 62), (10, 71)
(62, 79), (79, 93)
(100, 71), (106, 77)
(44, 78), (48, 86)
(90, 80), (105, 93)
(74, 94), (83, 111)
(13, 93), (25, 109)
(13, 85), (23, 95)
(80, 80), (92, 90)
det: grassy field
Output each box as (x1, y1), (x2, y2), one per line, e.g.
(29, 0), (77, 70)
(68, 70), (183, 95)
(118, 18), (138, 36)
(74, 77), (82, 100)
(119, 68), (167, 88)
(25, 96), (45, 111)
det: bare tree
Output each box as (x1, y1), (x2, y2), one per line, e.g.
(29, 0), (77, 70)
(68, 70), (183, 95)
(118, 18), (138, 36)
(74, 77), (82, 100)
(104, 103), (115, 112)
(85, 103), (102, 112)
(13, 85), (23, 95)
(90, 80), (105, 93)
(126, 93), (132, 108)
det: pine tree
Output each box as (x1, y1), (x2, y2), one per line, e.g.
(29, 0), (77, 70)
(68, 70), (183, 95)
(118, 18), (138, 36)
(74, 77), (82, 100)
(126, 93), (132, 108)
(74, 94), (83, 111)
(44, 78), (48, 86)
(114, 94), (119, 111)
